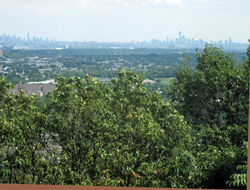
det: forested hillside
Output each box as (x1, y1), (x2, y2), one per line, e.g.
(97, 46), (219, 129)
(0, 43), (249, 188)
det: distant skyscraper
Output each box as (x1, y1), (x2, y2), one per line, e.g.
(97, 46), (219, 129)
(229, 37), (232, 44)
(27, 31), (29, 41)
(179, 31), (182, 44)
(0, 49), (3, 57)
(3, 34), (6, 41)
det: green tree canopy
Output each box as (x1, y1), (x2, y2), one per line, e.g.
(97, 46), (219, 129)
(169, 44), (248, 133)
(168, 43), (250, 188)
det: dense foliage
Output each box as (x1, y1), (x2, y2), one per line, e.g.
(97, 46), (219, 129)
(168, 43), (250, 188)
(0, 69), (192, 187)
(0, 43), (249, 188)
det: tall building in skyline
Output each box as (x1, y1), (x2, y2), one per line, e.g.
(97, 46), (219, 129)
(27, 31), (29, 42)
(229, 37), (232, 44)
(0, 49), (3, 57)
(179, 31), (181, 40)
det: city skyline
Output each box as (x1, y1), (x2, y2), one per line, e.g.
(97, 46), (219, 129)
(0, 0), (249, 43)
(2, 29), (248, 51)
(0, 30), (237, 45)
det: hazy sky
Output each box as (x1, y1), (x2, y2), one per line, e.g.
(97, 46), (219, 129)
(0, 0), (249, 43)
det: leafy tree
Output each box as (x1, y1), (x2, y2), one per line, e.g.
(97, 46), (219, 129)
(169, 43), (250, 188)
(226, 141), (247, 188)
(169, 44), (249, 188)
(0, 76), (13, 101)
(225, 40), (250, 189)
(43, 69), (192, 187)
(0, 82), (55, 184)
(99, 69), (191, 187)
(44, 75), (108, 185)
(169, 44), (248, 136)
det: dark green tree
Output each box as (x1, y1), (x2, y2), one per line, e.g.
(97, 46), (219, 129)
(0, 85), (56, 184)
(169, 43), (250, 188)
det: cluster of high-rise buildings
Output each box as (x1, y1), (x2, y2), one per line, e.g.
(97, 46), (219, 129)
(0, 31), (56, 44)
(150, 31), (234, 47)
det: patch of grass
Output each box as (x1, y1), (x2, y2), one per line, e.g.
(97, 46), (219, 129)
(154, 77), (176, 85)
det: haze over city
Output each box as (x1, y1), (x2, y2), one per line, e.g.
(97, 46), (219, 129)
(0, 0), (249, 43)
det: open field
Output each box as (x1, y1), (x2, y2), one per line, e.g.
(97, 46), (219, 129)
(154, 77), (176, 85)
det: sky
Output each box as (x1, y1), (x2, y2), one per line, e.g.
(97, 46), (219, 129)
(0, 0), (249, 43)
